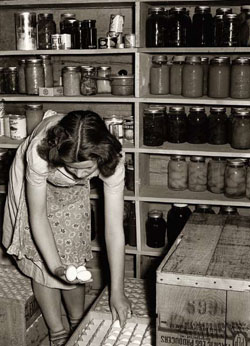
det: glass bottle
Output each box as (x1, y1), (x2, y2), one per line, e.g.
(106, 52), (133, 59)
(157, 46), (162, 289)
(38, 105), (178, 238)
(25, 104), (44, 135)
(146, 210), (166, 248)
(143, 107), (165, 146)
(208, 107), (228, 145)
(187, 107), (208, 144)
(194, 204), (215, 214)
(4, 67), (18, 94)
(208, 57), (231, 98)
(239, 6), (250, 46)
(188, 156), (207, 192)
(96, 66), (111, 94)
(170, 55), (185, 95)
(37, 13), (56, 50)
(168, 7), (191, 47)
(223, 14), (239, 47)
(25, 58), (45, 95)
(182, 56), (203, 98)
(167, 106), (187, 143)
(81, 20), (97, 49)
(230, 57), (250, 99)
(224, 159), (246, 199)
(146, 7), (167, 47)
(17, 59), (26, 94)
(207, 157), (226, 194)
(128, 202), (136, 247)
(201, 57), (209, 95)
(168, 155), (188, 191)
(231, 108), (250, 149)
(40, 55), (54, 88)
(192, 6), (214, 47)
(219, 206), (239, 215)
(60, 14), (80, 49)
(150, 55), (169, 95)
(62, 66), (81, 96)
(80, 66), (97, 96)
(15, 12), (37, 50)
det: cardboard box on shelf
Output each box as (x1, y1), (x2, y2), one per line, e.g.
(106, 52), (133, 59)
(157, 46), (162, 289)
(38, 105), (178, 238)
(39, 87), (63, 97)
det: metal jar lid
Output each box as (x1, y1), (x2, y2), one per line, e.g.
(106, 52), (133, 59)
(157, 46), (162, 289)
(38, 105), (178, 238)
(4, 66), (17, 72)
(148, 210), (163, 218)
(171, 155), (186, 161)
(190, 106), (205, 112)
(232, 108), (250, 116)
(149, 104), (166, 112)
(201, 57), (209, 64)
(220, 206), (238, 213)
(171, 7), (186, 13)
(210, 107), (226, 113)
(173, 203), (188, 207)
(190, 156), (205, 162)
(144, 107), (164, 115)
(195, 6), (211, 13)
(38, 13), (54, 20)
(25, 104), (43, 110)
(63, 66), (80, 72)
(185, 56), (201, 64)
(61, 13), (76, 20)
(80, 65), (95, 72)
(169, 106), (185, 113)
(196, 204), (211, 209)
(232, 57), (250, 65)
(172, 55), (186, 63)
(210, 56), (230, 65)
(152, 55), (168, 63)
(26, 58), (43, 65)
(241, 5), (250, 11)
(225, 13), (238, 20)
(97, 66), (111, 71)
(226, 159), (245, 167)
(216, 8), (232, 15)
(148, 7), (164, 14)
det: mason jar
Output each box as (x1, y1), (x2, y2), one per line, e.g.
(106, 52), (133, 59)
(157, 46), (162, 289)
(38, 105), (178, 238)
(150, 55), (169, 95)
(167, 106), (187, 143)
(62, 66), (81, 96)
(182, 56), (203, 98)
(143, 107), (165, 146)
(4, 67), (18, 94)
(231, 108), (250, 149)
(37, 13), (56, 50)
(96, 66), (111, 94)
(224, 159), (246, 199)
(146, 210), (166, 248)
(207, 157), (226, 194)
(40, 55), (54, 88)
(187, 106), (208, 144)
(80, 66), (97, 96)
(170, 55), (185, 95)
(208, 107), (228, 145)
(208, 57), (231, 98)
(223, 13), (239, 47)
(146, 7), (168, 47)
(230, 57), (250, 99)
(25, 104), (44, 134)
(25, 58), (45, 95)
(219, 206), (239, 215)
(168, 155), (188, 191)
(188, 156), (207, 192)
(17, 59), (26, 94)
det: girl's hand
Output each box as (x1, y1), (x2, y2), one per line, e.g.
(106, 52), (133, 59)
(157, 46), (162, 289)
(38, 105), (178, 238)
(110, 291), (132, 328)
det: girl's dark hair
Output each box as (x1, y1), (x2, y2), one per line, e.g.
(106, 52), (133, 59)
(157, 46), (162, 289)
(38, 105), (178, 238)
(37, 110), (122, 177)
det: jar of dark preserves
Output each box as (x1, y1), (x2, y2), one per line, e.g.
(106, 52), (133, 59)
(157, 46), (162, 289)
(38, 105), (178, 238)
(149, 104), (167, 141)
(25, 58), (45, 95)
(239, 6), (250, 46)
(182, 56), (203, 98)
(81, 20), (97, 49)
(0, 68), (4, 94)
(187, 106), (208, 144)
(168, 155), (188, 191)
(246, 161), (250, 199)
(60, 14), (80, 49)
(208, 107), (228, 145)
(207, 157), (226, 194)
(201, 57), (209, 95)
(40, 55), (54, 88)
(4, 67), (18, 94)
(17, 59), (26, 94)
(168, 7), (191, 47)
(146, 210), (166, 248)
(208, 57), (231, 98)
(0, 149), (9, 184)
(166, 204), (191, 250)
(167, 106), (187, 143)
(188, 156), (207, 192)
(125, 161), (135, 192)
(128, 202), (136, 247)
(146, 7), (167, 47)
(192, 6), (214, 47)
(231, 108), (250, 149)
(194, 204), (215, 214)
(224, 159), (246, 199)
(170, 55), (185, 95)
(150, 55), (169, 95)
(230, 57), (250, 99)
(219, 206), (239, 215)
(37, 13), (56, 50)
(223, 14), (239, 47)
(143, 107), (165, 146)
(214, 15), (224, 46)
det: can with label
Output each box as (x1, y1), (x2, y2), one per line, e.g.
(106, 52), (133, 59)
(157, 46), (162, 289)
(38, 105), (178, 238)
(61, 33), (71, 49)
(51, 34), (63, 49)
(124, 33), (136, 48)
(0, 116), (4, 137)
(123, 116), (134, 143)
(9, 114), (27, 140)
(98, 37), (108, 49)
(109, 14), (125, 34)
(104, 115), (123, 144)
(107, 33), (117, 48)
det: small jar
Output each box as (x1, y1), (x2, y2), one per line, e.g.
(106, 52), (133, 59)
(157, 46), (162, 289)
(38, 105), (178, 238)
(150, 55), (169, 95)
(146, 7), (168, 47)
(15, 12), (37, 50)
(62, 66), (81, 96)
(103, 115), (123, 144)
(192, 6), (214, 47)
(208, 107), (228, 145)
(0, 68), (4, 94)
(201, 57), (209, 95)
(168, 155), (188, 191)
(208, 57), (231, 98)
(81, 20), (97, 49)
(224, 159), (246, 199)
(223, 13), (239, 47)
(194, 204), (215, 214)
(167, 106), (187, 143)
(168, 7), (192, 47)
(80, 66), (97, 96)
(170, 55), (185, 95)
(125, 162), (135, 192)
(230, 57), (250, 99)
(143, 108), (165, 146)
(231, 108), (250, 150)
(4, 67), (18, 94)
(37, 13), (56, 50)
(182, 56), (203, 98)
(60, 14), (80, 49)
(207, 157), (226, 194)
(146, 210), (166, 248)
(246, 161), (250, 199)
(219, 206), (239, 215)
(188, 156), (207, 192)
(25, 104), (44, 135)
(187, 107), (208, 144)
(40, 55), (54, 88)
(97, 66), (111, 94)
(17, 59), (26, 94)
(9, 114), (27, 140)
(25, 58), (45, 95)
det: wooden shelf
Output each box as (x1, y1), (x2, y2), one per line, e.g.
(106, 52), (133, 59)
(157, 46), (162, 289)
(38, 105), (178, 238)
(0, 136), (21, 149)
(0, 49), (137, 56)
(0, 95), (136, 102)
(0, 0), (135, 7)
(139, 47), (250, 54)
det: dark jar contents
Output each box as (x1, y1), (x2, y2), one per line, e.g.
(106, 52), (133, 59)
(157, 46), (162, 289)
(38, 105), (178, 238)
(40, 55), (54, 88)
(207, 157), (226, 194)
(194, 204), (215, 214)
(208, 107), (228, 145)
(231, 108), (250, 149)
(25, 58), (45, 95)
(80, 66), (97, 96)
(246, 161), (250, 199)
(166, 204), (191, 250)
(128, 202), (136, 247)
(223, 14), (239, 47)
(208, 57), (231, 98)
(4, 67), (18, 94)
(168, 155), (188, 191)
(150, 55), (169, 95)
(201, 57), (209, 95)
(230, 57), (250, 99)
(17, 59), (26, 94)
(167, 106), (187, 143)
(170, 55), (185, 95)
(219, 206), (239, 215)
(146, 7), (167, 47)
(143, 108), (165, 146)
(168, 7), (191, 47)
(214, 15), (224, 47)
(0, 68), (4, 94)
(239, 6), (250, 46)
(224, 159), (246, 199)
(81, 20), (97, 49)
(188, 156), (207, 192)
(90, 203), (96, 241)
(182, 56), (203, 98)
(37, 13), (56, 50)
(192, 6), (214, 47)
(60, 14), (80, 49)
(0, 149), (10, 184)
(146, 209), (166, 248)
(125, 161), (135, 192)
(187, 106), (208, 144)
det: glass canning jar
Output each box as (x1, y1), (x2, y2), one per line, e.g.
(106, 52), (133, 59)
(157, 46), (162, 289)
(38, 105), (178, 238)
(170, 55), (185, 95)
(194, 204), (215, 214)
(80, 66), (97, 96)
(146, 7), (167, 47)
(25, 104), (44, 135)
(40, 55), (54, 88)
(208, 57), (231, 98)
(150, 55), (169, 95)
(182, 56), (203, 98)
(146, 210), (166, 248)
(208, 107), (228, 145)
(230, 57), (250, 99)
(219, 206), (239, 215)
(25, 58), (45, 95)
(246, 161), (250, 199)
(168, 7), (191, 47)
(17, 59), (26, 94)
(187, 106), (208, 144)
(188, 156), (207, 192)
(239, 6), (250, 46)
(207, 157), (226, 194)
(97, 66), (111, 94)
(231, 108), (250, 149)
(143, 107), (165, 146)
(192, 6), (214, 47)
(4, 67), (18, 94)
(81, 20), (97, 49)
(214, 15), (224, 47)
(168, 155), (188, 191)
(62, 66), (81, 96)
(167, 106), (187, 143)
(60, 14), (80, 49)
(37, 13), (56, 50)
(223, 14), (239, 47)
(0, 68), (4, 94)
(224, 159), (246, 199)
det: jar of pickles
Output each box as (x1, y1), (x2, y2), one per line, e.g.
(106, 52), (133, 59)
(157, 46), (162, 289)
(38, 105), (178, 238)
(182, 56), (203, 98)
(143, 107), (165, 146)
(25, 58), (45, 95)
(208, 107), (228, 145)
(146, 210), (166, 248)
(168, 155), (188, 191)
(167, 106), (187, 143)
(80, 66), (97, 96)
(150, 55), (169, 95)
(62, 66), (81, 96)
(230, 57), (250, 99)
(187, 107), (208, 144)
(170, 55), (185, 95)
(224, 159), (246, 199)
(231, 108), (250, 149)
(208, 57), (231, 98)
(188, 156), (207, 192)
(207, 157), (226, 194)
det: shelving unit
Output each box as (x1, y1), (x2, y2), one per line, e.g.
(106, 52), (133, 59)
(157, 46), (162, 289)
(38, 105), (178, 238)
(0, 0), (250, 279)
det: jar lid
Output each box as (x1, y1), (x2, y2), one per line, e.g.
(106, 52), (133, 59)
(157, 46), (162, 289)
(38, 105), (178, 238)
(148, 7), (164, 14)
(126, 163), (134, 170)
(232, 57), (250, 65)
(195, 6), (211, 13)
(38, 13), (53, 20)
(215, 14), (223, 20)
(169, 106), (185, 112)
(171, 7), (186, 13)
(110, 74), (134, 79)
(227, 159), (245, 166)
(63, 66), (80, 72)
(25, 104), (43, 110)
(233, 108), (250, 116)
(185, 56), (201, 64)
(152, 55), (167, 63)
(201, 57), (209, 64)
(241, 5), (250, 11)
(61, 13), (76, 19)
(210, 107), (226, 112)
(210, 157), (226, 161)
(39, 55), (51, 61)
(216, 8), (232, 15)
(172, 55), (186, 63)
(144, 108), (164, 115)
(173, 204), (188, 207)
(225, 13), (238, 19)
(80, 65), (95, 72)
(149, 104), (166, 112)
(210, 56), (230, 64)
(4, 66), (17, 71)
(196, 204), (211, 209)
(148, 209), (163, 218)
(171, 155), (186, 161)
(97, 66), (111, 71)
(220, 206), (238, 212)
(190, 106), (205, 112)
(67, 18), (79, 25)
(26, 58), (43, 65)
(18, 59), (26, 64)
(190, 156), (205, 162)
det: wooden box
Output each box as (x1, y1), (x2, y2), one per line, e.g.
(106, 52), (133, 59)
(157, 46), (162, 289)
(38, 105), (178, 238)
(156, 213), (250, 346)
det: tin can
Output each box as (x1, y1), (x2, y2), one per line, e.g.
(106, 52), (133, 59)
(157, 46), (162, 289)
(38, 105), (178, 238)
(124, 33), (136, 48)
(0, 116), (4, 137)
(98, 37), (108, 49)
(61, 33), (71, 49)
(123, 116), (134, 143)
(109, 14), (125, 34)
(107, 32), (117, 48)
(51, 34), (63, 49)
(9, 114), (27, 140)
(104, 115), (123, 144)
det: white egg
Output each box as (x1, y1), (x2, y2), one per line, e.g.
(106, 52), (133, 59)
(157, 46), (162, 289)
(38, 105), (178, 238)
(65, 265), (77, 281)
(77, 265), (86, 272)
(76, 267), (92, 282)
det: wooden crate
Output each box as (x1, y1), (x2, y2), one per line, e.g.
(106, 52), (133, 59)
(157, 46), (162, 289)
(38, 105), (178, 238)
(156, 213), (250, 346)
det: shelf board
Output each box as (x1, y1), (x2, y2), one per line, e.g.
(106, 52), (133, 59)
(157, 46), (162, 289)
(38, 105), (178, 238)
(0, 0), (135, 7)
(0, 49), (137, 56)
(139, 47), (250, 54)
(0, 136), (21, 149)
(1, 95), (136, 103)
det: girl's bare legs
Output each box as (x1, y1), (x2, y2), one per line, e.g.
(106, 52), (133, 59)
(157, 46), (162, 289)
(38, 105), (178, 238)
(62, 285), (85, 330)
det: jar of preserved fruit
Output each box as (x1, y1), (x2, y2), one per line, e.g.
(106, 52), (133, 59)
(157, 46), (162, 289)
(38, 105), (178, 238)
(182, 56), (203, 98)
(15, 12), (37, 50)
(208, 57), (231, 98)
(143, 107), (165, 146)
(219, 206), (239, 215)
(25, 104), (44, 135)
(167, 106), (187, 143)
(188, 156), (207, 192)
(25, 58), (45, 95)
(0, 68), (4, 94)
(62, 66), (81, 96)
(201, 57), (209, 95)
(146, 210), (166, 248)
(60, 14), (80, 49)
(187, 106), (208, 144)
(194, 204), (215, 214)
(168, 155), (188, 191)
(207, 157), (226, 194)
(40, 55), (54, 88)
(146, 7), (167, 47)
(81, 20), (97, 49)
(224, 159), (246, 199)
(80, 66), (97, 96)
(239, 6), (250, 46)
(246, 161), (250, 199)
(170, 55), (185, 95)
(230, 57), (250, 99)
(97, 66), (111, 94)
(192, 6), (214, 47)
(17, 59), (26, 94)
(150, 55), (169, 95)
(4, 67), (18, 94)
(231, 108), (250, 149)
(214, 15), (224, 47)
(223, 14), (239, 47)
(168, 7), (191, 47)
(37, 13), (56, 50)
(208, 107), (228, 145)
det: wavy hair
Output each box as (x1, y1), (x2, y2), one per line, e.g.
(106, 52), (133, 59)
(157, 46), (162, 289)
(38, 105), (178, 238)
(37, 110), (122, 177)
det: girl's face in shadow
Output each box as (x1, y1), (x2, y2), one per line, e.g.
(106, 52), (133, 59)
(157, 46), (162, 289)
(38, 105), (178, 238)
(65, 160), (98, 179)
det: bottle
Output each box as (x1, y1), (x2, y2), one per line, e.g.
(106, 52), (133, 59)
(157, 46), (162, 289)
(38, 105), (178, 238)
(150, 55), (169, 95)
(182, 56), (203, 98)
(187, 107), (208, 144)
(224, 159), (246, 199)
(146, 210), (166, 248)
(81, 20), (97, 49)
(192, 6), (214, 47)
(208, 107), (228, 145)
(37, 13), (56, 50)
(128, 202), (136, 247)
(146, 7), (167, 47)
(60, 14), (80, 49)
